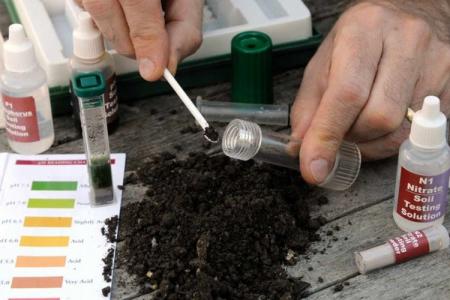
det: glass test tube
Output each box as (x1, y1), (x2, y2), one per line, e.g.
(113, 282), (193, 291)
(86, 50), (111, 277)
(222, 119), (361, 191)
(196, 98), (290, 126)
(72, 72), (114, 206)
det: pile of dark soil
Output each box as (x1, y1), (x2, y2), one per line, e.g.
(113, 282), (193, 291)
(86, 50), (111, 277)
(118, 152), (322, 299)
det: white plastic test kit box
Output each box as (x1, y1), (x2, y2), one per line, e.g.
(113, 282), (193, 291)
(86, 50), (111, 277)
(5, 0), (319, 115)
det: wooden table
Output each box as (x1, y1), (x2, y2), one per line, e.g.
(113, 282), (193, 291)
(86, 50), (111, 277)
(1, 1), (449, 299)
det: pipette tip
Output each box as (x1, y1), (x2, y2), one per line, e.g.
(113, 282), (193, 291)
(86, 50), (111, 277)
(203, 126), (219, 143)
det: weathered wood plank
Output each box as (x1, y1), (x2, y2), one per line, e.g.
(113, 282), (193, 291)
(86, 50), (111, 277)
(288, 199), (450, 297)
(310, 158), (397, 221)
(310, 250), (450, 300)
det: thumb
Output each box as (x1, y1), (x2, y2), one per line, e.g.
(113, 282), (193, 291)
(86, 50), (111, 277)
(119, 0), (169, 81)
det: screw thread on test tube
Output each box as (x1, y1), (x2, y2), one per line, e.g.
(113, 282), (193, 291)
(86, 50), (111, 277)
(222, 119), (361, 191)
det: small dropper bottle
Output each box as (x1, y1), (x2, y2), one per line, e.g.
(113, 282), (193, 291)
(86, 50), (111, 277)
(70, 12), (119, 133)
(394, 96), (450, 232)
(222, 119), (361, 191)
(0, 24), (54, 154)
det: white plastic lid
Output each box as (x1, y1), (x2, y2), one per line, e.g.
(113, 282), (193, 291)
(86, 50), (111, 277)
(73, 12), (105, 60)
(423, 224), (450, 251)
(354, 243), (394, 275)
(410, 96), (447, 149)
(4, 24), (37, 72)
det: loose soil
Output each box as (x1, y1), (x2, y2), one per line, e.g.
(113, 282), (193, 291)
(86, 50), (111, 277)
(118, 152), (323, 299)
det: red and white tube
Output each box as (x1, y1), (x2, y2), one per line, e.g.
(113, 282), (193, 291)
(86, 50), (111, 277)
(355, 225), (449, 274)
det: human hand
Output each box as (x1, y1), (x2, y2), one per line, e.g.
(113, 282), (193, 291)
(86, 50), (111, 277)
(290, 1), (450, 186)
(74, 0), (204, 80)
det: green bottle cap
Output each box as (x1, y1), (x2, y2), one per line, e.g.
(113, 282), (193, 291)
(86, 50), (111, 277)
(232, 31), (273, 104)
(71, 72), (106, 98)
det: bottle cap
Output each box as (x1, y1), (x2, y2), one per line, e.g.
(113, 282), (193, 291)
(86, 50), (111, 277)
(355, 243), (394, 275)
(410, 96), (447, 149)
(231, 31), (273, 104)
(71, 72), (106, 98)
(4, 24), (38, 72)
(73, 12), (105, 60)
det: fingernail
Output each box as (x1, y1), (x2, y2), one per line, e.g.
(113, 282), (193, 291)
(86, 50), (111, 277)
(309, 159), (331, 183)
(139, 58), (155, 80)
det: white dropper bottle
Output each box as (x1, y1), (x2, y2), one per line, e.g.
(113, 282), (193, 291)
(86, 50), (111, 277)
(394, 96), (450, 231)
(71, 12), (119, 133)
(0, 24), (54, 154)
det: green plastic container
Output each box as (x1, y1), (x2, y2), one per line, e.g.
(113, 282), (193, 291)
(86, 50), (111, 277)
(232, 31), (273, 104)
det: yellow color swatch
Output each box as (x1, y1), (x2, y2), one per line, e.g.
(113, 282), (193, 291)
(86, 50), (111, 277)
(24, 216), (72, 228)
(20, 236), (69, 247)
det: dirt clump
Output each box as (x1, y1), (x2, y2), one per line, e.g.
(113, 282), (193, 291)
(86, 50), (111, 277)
(118, 152), (321, 299)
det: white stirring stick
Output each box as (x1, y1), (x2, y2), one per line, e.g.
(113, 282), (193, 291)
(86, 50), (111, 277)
(163, 70), (207, 126)
(163, 69), (218, 142)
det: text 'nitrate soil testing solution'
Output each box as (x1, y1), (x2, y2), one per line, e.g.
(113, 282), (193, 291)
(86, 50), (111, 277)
(394, 96), (450, 232)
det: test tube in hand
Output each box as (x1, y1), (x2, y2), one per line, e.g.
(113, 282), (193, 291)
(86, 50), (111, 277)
(222, 119), (361, 191)
(72, 72), (114, 206)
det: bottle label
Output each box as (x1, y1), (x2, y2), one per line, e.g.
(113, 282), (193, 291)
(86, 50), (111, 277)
(104, 74), (119, 124)
(396, 167), (449, 223)
(2, 95), (40, 142)
(388, 230), (430, 263)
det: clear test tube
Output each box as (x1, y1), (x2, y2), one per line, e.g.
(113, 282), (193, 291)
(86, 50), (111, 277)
(222, 119), (361, 191)
(355, 225), (449, 274)
(72, 72), (114, 206)
(196, 98), (290, 126)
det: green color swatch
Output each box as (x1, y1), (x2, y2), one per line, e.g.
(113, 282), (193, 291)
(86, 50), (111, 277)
(32, 181), (78, 191)
(28, 199), (75, 209)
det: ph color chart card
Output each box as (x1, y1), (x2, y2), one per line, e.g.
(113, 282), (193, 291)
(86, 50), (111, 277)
(0, 153), (126, 300)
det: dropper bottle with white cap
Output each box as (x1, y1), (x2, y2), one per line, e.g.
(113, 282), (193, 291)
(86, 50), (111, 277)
(0, 24), (54, 154)
(394, 96), (450, 232)
(70, 12), (119, 133)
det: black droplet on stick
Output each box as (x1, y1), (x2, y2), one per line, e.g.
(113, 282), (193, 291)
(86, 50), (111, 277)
(203, 126), (219, 143)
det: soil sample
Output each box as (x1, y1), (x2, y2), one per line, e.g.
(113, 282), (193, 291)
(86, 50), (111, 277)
(118, 152), (321, 299)
(90, 156), (113, 189)
(88, 155), (114, 205)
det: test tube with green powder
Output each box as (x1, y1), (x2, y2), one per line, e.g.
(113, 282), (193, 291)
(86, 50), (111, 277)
(71, 72), (114, 206)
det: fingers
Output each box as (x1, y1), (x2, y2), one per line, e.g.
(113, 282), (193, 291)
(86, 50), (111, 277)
(290, 35), (333, 140)
(348, 29), (423, 142)
(164, 0), (204, 74)
(358, 120), (411, 160)
(118, 0), (169, 81)
(82, 0), (134, 56)
(299, 27), (382, 185)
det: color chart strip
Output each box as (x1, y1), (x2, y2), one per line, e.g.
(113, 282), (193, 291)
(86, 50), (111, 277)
(31, 181), (77, 191)
(28, 199), (75, 209)
(16, 256), (66, 268)
(11, 276), (63, 289)
(24, 217), (72, 228)
(20, 236), (69, 247)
